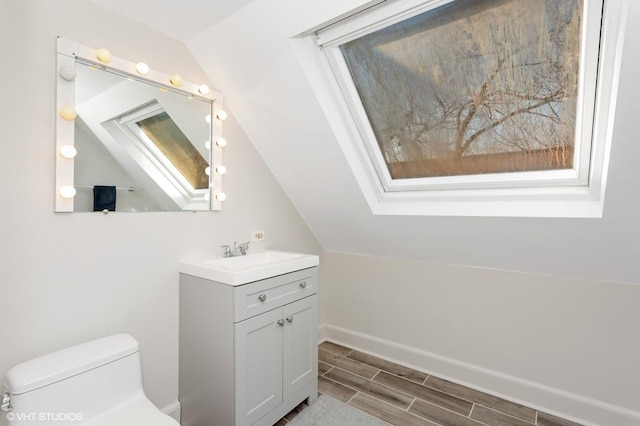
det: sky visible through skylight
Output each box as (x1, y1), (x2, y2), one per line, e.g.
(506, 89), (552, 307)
(341, 0), (582, 179)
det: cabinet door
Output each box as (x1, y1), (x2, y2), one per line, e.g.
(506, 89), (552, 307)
(235, 308), (284, 426)
(282, 295), (317, 399)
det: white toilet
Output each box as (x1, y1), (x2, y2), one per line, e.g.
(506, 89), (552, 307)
(1, 334), (179, 425)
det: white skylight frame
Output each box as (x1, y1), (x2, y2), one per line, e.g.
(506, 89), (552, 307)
(118, 102), (211, 208)
(308, 0), (628, 217)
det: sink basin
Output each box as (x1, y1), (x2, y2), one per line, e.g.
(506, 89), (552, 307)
(205, 251), (309, 270)
(179, 250), (319, 285)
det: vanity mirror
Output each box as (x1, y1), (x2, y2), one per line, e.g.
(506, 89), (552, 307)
(55, 37), (226, 212)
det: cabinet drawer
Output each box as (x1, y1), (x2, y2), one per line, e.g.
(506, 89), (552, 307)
(234, 268), (317, 322)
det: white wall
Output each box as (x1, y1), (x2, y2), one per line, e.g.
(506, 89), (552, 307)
(322, 252), (640, 425)
(0, 0), (321, 417)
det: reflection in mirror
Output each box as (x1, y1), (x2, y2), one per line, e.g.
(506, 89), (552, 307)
(74, 63), (212, 211)
(138, 112), (210, 190)
(55, 38), (226, 212)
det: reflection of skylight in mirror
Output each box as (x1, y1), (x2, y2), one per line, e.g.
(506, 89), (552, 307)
(73, 62), (214, 211)
(137, 112), (209, 190)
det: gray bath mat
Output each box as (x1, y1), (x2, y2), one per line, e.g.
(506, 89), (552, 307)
(287, 394), (389, 425)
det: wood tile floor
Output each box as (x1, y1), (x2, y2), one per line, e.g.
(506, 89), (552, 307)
(276, 342), (584, 426)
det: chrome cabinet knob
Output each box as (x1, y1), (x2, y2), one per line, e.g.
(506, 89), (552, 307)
(299, 281), (307, 288)
(277, 319), (285, 326)
(258, 294), (267, 302)
(286, 315), (294, 323)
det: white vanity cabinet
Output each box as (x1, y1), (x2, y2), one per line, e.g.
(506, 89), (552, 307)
(179, 267), (318, 426)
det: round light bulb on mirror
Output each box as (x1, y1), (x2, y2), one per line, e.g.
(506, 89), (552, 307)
(59, 186), (77, 199)
(216, 165), (227, 175)
(59, 66), (76, 81)
(205, 114), (211, 124)
(204, 166), (211, 176)
(216, 110), (228, 121)
(205, 140), (211, 150)
(170, 74), (183, 87)
(136, 62), (150, 75)
(204, 192), (211, 202)
(216, 138), (227, 148)
(215, 192), (226, 201)
(96, 48), (112, 63)
(60, 106), (77, 120)
(60, 145), (77, 159)
(198, 84), (210, 95)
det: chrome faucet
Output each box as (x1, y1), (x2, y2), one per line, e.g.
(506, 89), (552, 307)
(237, 242), (250, 255)
(221, 241), (250, 257)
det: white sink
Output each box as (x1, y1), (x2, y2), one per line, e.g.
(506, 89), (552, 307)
(179, 250), (319, 285)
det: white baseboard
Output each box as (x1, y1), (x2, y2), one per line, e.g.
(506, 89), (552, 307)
(161, 400), (181, 423)
(318, 323), (329, 343)
(321, 323), (640, 426)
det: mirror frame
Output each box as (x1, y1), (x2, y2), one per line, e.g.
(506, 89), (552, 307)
(55, 37), (225, 212)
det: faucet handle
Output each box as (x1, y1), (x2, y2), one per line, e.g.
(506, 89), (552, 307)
(238, 242), (250, 255)
(220, 245), (232, 257)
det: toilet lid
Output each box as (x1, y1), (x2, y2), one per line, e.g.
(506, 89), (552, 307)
(95, 406), (179, 426)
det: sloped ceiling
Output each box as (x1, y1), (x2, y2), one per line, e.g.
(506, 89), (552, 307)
(92, 0), (640, 285)
(90, 0), (254, 41)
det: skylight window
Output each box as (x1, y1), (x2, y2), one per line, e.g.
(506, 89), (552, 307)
(308, 0), (627, 217)
(340, 0), (580, 180)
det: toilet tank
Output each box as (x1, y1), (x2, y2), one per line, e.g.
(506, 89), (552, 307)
(3, 334), (147, 425)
